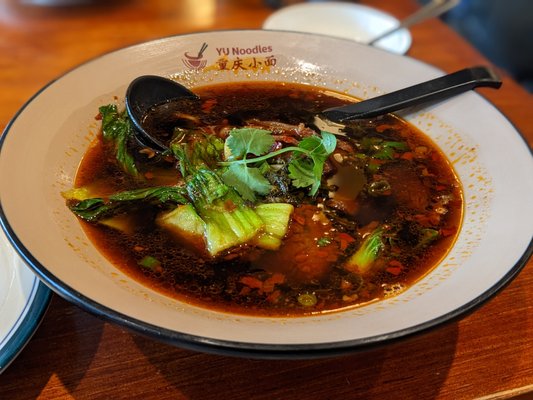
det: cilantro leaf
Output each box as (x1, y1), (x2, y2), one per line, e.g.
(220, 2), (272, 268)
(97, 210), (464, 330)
(221, 128), (275, 200)
(220, 129), (336, 199)
(226, 128), (274, 159)
(320, 131), (337, 153)
(222, 163), (272, 201)
(298, 132), (336, 162)
(288, 132), (337, 196)
(288, 158), (315, 188)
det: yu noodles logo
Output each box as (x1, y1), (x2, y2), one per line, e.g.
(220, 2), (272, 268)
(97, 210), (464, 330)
(182, 42), (208, 70)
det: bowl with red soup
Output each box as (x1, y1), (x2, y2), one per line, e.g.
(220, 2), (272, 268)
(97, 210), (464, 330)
(1, 31), (532, 358)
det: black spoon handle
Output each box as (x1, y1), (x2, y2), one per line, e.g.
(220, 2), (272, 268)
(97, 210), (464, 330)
(321, 66), (502, 122)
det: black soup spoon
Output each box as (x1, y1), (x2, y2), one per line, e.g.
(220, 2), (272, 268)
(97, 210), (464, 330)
(125, 66), (502, 152)
(125, 75), (199, 152)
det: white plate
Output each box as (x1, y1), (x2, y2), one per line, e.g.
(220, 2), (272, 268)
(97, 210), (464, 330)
(263, 2), (412, 54)
(0, 30), (531, 358)
(0, 227), (51, 373)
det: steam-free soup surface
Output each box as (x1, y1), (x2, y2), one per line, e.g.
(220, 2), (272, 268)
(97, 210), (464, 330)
(67, 82), (462, 316)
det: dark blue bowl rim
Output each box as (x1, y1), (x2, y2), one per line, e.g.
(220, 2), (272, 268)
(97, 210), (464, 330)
(0, 273), (51, 372)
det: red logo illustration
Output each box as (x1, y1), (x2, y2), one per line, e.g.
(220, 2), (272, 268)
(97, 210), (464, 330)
(182, 42), (208, 70)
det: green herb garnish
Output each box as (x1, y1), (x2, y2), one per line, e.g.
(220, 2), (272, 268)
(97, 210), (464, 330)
(220, 128), (337, 197)
(316, 236), (333, 247)
(297, 292), (318, 307)
(220, 128), (274, 201)
(288, 132), (336, 195)
(224, 128), (275, 159)
(138, 255), (161, 271)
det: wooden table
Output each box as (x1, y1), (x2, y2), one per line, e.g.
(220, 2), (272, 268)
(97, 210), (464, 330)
(1, 1), (532, 398)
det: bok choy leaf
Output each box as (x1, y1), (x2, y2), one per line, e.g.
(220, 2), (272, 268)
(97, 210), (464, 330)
(99, 104), (140, 178)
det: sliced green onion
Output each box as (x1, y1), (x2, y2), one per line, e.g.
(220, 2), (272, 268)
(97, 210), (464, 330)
(138, 255), (161, 270)
(316, 237), (332, 247)
(418, 228), (440, 248)
(383, 141), (409, 150)
(366, 159), (382, 174)
(373, 146), (395, 160)
(297, 293), (318, 307)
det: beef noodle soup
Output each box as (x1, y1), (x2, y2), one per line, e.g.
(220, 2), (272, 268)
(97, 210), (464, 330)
(64, 81), (462, 316)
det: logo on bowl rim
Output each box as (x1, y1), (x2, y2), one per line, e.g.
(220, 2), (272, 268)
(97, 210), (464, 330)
(181, 43), (279, 73)
(182, 42), (208, 70)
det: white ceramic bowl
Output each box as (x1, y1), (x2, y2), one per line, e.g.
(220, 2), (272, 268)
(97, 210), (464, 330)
(263, 1), (412, 54)
(1, 31), (532, 358)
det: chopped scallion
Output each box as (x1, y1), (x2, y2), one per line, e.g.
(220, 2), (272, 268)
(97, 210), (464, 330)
(138, 255), (161, 270)
(297, 293), (318, 307)
(316, 237), (332, 247)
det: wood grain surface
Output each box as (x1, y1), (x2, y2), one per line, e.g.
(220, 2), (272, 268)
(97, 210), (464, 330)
(0, 1), (532, 399)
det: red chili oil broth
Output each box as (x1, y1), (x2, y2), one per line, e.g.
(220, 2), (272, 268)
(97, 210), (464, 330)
(74, 82), (463, 317)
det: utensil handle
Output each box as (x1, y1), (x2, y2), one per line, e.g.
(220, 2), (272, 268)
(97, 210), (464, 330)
(367, 0), (460, 45)
(322, 66), (502, 122)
